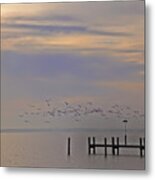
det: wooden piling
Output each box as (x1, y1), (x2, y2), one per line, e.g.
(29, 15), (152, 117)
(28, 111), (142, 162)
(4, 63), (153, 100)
(117, 137), (119, 155)
(88, 137), (91, 155)
(93, 137), (96, 155)
(143, 138), (145, 156)
(104, 137), (107, 157)
(139, 138), (143, 157)
(67, 137), (71, 156)
(112, 137), (115, 155)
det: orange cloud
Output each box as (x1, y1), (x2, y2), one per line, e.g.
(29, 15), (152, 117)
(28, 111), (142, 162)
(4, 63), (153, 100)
(96, 81), (144, 91)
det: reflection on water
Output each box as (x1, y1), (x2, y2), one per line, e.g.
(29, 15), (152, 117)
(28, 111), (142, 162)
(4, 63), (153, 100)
(1, 130), (145, 170)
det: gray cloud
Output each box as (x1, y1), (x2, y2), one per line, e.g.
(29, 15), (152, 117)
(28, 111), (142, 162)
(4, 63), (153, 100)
(2, 21), (133, 37)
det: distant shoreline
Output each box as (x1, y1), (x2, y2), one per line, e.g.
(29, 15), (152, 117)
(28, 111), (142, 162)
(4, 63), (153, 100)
(0, 128), (145, 133)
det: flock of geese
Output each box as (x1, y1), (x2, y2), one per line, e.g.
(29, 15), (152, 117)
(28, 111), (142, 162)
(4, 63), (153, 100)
(18, 99), (144, 124)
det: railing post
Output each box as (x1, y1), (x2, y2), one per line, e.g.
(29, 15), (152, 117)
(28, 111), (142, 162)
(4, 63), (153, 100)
(125, 135), (127, 146)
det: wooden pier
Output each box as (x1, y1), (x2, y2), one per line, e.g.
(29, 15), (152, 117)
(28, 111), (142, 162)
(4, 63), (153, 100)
(88, 137), (145, 157)
(66, 136), (145, 157)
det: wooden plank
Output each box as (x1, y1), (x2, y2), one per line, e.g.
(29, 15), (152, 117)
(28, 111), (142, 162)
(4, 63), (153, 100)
(91, 144), (144, 148)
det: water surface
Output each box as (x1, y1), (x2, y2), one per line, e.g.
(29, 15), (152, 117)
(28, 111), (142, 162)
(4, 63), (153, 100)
(1, 129), (145, 170)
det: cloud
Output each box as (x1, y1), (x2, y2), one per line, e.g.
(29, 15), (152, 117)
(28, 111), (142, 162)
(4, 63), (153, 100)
(1, 3), (59, 19)
(2, 19), (132, 40)
(96, 81), (144, 91)
(3, 23), (87, 34)
(1, 28), (144, 65)
(1, 1), (144, 67)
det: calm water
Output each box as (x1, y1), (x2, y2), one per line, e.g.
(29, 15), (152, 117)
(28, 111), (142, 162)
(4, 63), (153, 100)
(1, 129), (145, 170)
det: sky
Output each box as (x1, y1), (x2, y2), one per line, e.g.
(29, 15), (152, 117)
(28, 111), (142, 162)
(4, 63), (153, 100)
(1, 1), (145, 131)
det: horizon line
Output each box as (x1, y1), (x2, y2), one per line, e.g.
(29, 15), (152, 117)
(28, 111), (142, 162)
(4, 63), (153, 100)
(0, 127), (145, 133)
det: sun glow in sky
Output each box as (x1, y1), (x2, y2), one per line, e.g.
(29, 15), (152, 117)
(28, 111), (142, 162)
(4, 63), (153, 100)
(1, 1), (144, 130)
